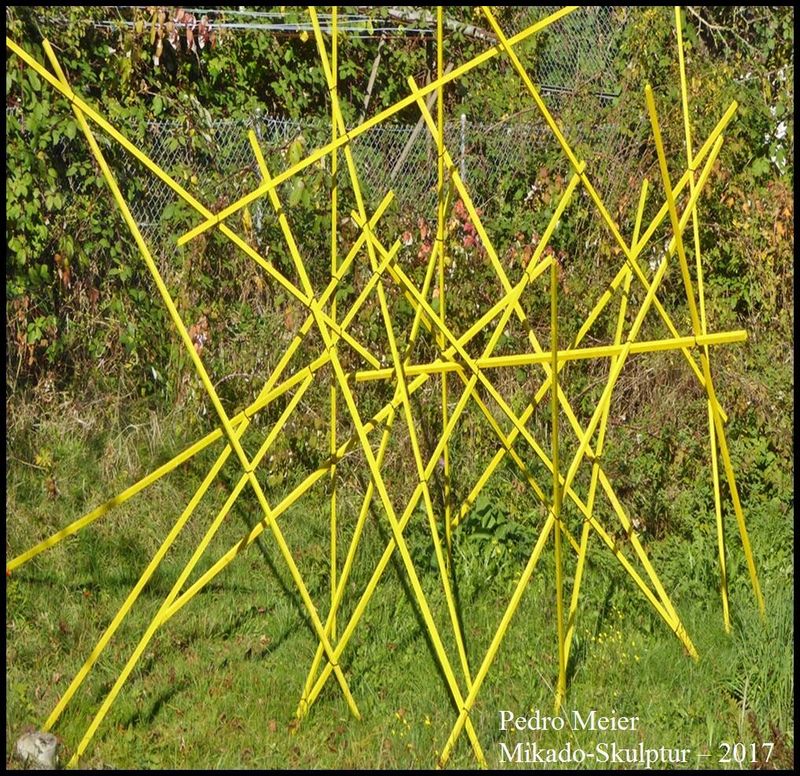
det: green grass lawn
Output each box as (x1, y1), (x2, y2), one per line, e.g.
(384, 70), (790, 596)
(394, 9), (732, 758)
(6, 399), (794, 769)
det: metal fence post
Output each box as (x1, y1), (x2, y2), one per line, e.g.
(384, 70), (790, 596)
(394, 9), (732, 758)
(460, 113), (466, 184)
(254, 107), (263, 237)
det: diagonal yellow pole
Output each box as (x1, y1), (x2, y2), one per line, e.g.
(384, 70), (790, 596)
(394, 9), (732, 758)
(274, 73), (718, 744)
(675, 6), (730, 630)
(645, 85), (764, 616)
(287, 232), (490, 763)
(350, 222), (703, 761)
(249, 113), (486, 762)
(8, 41), (387, 373)
(352, 116), (728, 648)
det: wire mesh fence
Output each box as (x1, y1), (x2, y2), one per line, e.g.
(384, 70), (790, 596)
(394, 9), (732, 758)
(54, 107), (645, 238)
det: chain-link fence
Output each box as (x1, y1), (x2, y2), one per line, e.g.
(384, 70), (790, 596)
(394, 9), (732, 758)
(99, 108), (647, 241)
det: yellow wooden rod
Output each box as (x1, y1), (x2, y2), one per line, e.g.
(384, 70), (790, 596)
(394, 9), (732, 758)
(37, 44), (255, 737)
(43, 56), (359, 766)
(352, 330), (747, 381)
(551, 204), (567, 710)
(6, 421), (231, 572)
(438, 514), (554, 765)
(61, 369), (313, 752)
(8, 35), (388, 374)
(329, 3), (339, 642)
(407, 70), (730, 599)
(646, 84), (764, 615)
(436, 5), (454, 564)
(44, 427), (243, 731)
(449, 139), (724, 533)
(675, 6), (730, 630)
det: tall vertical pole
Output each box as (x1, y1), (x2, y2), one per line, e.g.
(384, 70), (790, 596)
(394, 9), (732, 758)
(329, 5), (339, 640)
(552, 237), (566, 708)
(437, 6), (452, 559)
(460, 112), (466, 183)
(675, 6), (729, 632)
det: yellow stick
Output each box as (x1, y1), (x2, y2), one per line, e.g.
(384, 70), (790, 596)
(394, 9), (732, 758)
(297, 238), (444, 716)
(675, 6), (730, 630)
(6, 423), (231, 572)
(551, 206), (567, 709)
(436, 5), (453, 568)
(406, 72), (730, 595)
(5, 37), (384, 371)
(329, 5), (339, 642)
(306, 2), (473, 703)
(354, 219), (700, 767)
(352, 331), (746, 381)
(646, 85), (764, 615)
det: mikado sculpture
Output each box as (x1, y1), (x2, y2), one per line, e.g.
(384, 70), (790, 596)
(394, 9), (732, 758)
(6, 6), (763, 768)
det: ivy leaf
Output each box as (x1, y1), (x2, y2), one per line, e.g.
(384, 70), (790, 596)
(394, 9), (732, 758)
(288, 179), (305, 207)
(749, 157), (770, 179)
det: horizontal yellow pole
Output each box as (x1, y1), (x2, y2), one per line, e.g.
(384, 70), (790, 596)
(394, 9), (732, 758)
(353, 330), (747, 382)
